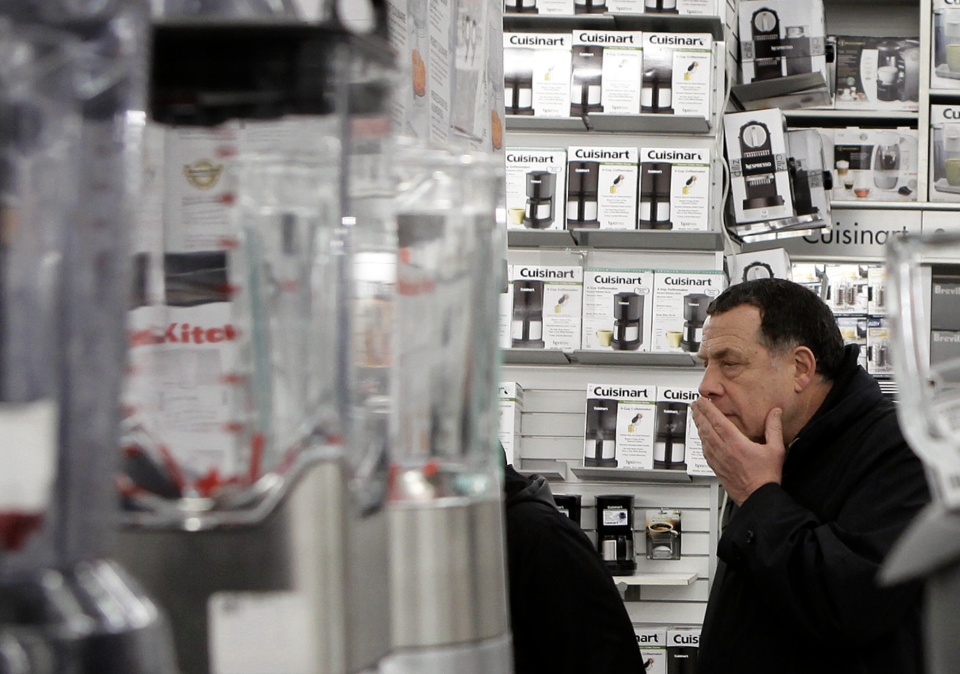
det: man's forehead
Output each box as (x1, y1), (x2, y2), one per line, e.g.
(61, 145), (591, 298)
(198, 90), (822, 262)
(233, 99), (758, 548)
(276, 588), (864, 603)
(699, 307), (764, 356)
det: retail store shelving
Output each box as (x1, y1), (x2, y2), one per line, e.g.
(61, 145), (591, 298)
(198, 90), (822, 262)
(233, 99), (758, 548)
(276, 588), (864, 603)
(503, 12), (726, 42)
(503, 349), (703, 367)
(612, 572), (699, 588)
(571, 466), (693, 483)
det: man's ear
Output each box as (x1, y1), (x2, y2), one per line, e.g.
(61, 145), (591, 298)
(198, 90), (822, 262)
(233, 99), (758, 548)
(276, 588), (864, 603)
(792, 346), (817, 392)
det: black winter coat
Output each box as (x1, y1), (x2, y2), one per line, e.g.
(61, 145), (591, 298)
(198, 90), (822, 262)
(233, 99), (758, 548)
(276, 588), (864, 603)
(698, 345), (930, 674)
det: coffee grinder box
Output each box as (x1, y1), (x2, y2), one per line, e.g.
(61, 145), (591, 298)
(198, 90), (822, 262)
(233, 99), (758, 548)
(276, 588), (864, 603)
(929, 105), (960, 202)
(638, 146), (711, 231)
(505, 148), (567, 230)
(836, 316), (869, 371)
(634, 628), (667, 674)
(824, 263), (869, 316)
(504, 33), (572, 118)
(834, 36), (921, 111)
(831, 127), (918, 202)
(652, 270), (725, 353)
(504, 0), (574, 15)
(724, 108), (795, 224)
(641, 33), (713, 119)
(581, 268), (655, 351)
(498, 382), (524, 465)
(567, 146), (639, 230)
(867, 318), (893, 376)
(583, 383), (658, 469)
(509, 265), (583, 350)
(738, 0), (828, 86)
(646, 509), (682, 560)
(932, 2), (960, 91)
(655, 387), (712, 476)
(667, 628), (701, 672)
(571, 31), (644, 116)
(867, 265), (888, 315)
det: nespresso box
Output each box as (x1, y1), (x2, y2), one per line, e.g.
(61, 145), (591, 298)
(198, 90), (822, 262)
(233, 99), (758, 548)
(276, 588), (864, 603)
(567, 146), (639, 230)
(583, 383), (657, 469)
(641, 33), (713, 119)
(504, 33), (572, 118)
(571, 31), (645, 115)
(739, 0), (828, 87)
(508, 265), (584, 350)
(646, 509), (682, 559)
(929, 105), (960, 202)
(724, 108), (794, 224)
(505, 148), (567, 230)
(834, 36), (921, 111)
(830, 127), (918, 202)
(638, 146), (711, 230)
(581, 268), (655, 351)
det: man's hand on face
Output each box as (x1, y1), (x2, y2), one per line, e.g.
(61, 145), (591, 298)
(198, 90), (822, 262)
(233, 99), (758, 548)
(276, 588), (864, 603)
(691, 397), (786, 506)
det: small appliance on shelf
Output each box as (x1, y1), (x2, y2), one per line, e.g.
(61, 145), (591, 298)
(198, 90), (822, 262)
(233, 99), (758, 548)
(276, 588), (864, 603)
(596, 495), (637, 575)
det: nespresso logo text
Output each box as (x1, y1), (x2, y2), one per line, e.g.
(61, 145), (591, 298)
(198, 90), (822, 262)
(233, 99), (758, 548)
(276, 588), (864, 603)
(574, 148), (631, 160)
(518, 268), (576, 279)
(645, 150), (704, 162)
(743, 160), (774, 171)
(593, 386), (650, 398)
(671, 633), (700, 646)
(509, 35), (566, 46)
(649, 34), (706, 46)
(595, 274), (644, 284)
(662, 276), (714, 286)
(662, 389), (697, 401)
(507, 153), (556, 163)
(578, 32), (637, 44)
(130, 323), (238, 347)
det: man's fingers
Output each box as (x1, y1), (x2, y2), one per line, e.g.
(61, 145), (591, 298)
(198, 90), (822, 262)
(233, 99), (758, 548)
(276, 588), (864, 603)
(764, 407), (784, 449)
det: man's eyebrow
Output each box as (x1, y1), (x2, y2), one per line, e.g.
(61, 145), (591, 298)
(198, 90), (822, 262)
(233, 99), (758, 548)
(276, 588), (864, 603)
(698, 346), (734, 362)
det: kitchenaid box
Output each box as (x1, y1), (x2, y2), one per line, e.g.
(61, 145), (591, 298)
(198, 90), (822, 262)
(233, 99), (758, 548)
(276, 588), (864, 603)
(638, 147), (711, 230)
(655, 387), (712, 475)
(505, 148), (567, 230)
(504, 0), (574, 15)
(508, 265), (583, 350)
(929, 105), (960, 202)
(932, 3), (960, 90)
(738, 0), (828, 86)
(498, 382), (524, 465)
(504, 33), (573, 118)
(831, 127), (918, 202)
(834, 36), (921, 111)
(570, 31), (644, 116)
(634, 629), (667, 674)
(867, 318), (893, 376)
(724, 108), (794, 224)
(652, 271), (725, 353)
(567, 146), (639, 229)
(581, 268), (655, 351)
(640, 33), (713, 119)
(582, 383), (658, 469)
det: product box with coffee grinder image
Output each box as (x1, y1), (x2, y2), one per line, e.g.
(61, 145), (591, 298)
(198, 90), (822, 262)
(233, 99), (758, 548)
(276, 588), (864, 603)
(654, 387), (712, 475)
(646, 509), (682, 560)
(640, 33), (713, 119)
(930, 1), (960, 91)
(867, 265), (887, 315)
(652, 270), (725, 353)
(566, 146), (639, 230)
(504, 33), (573, 118)
(638, 146), (712, 230)
(570, 31), (644, 116)
(634, 628), (667, 674)
(867, 318), (893, 376)
(508, 264), (583, 350)
(831, 127), (918, 202)
(823, 263), (869, 316)
(505, 148), (567, 230)
(581, 268), (655, 351)
(498, 382), (524, 465)
(583, 383), (658, 469)
(928, 105), (960, 202)
(834, 36), (921, 111)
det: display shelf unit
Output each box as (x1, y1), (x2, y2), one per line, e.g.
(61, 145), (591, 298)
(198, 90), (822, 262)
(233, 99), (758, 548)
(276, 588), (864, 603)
(503, 349), (704, 367)
(586, 113), (712, 135)
(572, 466), (693, 483)
(612, 572), (699, 587)
(503, 12), (727, 42)
(518, 458), (569, 481)
(503, 348), (572, 365)
(506, 230), (577, 247)
(570, 229), (725, 250)
(506, 115), (588, 132)
(783, 109), (920, 123)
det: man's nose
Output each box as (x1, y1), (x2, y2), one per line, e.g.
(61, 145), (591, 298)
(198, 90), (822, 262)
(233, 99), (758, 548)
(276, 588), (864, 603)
(698, 363), (723, 399)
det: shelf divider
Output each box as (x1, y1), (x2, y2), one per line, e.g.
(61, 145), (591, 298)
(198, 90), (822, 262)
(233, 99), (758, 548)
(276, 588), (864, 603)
(571, 465), (693, 483)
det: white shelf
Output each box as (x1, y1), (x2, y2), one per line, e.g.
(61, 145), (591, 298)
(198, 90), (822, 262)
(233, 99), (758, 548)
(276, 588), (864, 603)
(518, 459), (568, 481)
(503, 12), (725, 42)
(571, 466), (692, 482)
(831, 201), (960, 212)
(505, 115), (588, 132)
(587, 112), (711, 134)
(783, 108), (919, 122)
(569, 229), (724, 250)
(613, 572), (698, 587)
(503, 348), (571, 365)
(570, 350), (701, 367)
(507, 229), (577, 247)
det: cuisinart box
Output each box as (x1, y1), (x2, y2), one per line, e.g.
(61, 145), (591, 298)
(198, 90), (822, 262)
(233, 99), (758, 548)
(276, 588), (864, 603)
(834, 36), (921, 111)
(655, 387), (711, 475)
(667, 628), (701, 673)
(638, 146), (711, 231)
(583, 383), (658, 469)
(867, 318), (893, 376)
(505, 148), (567, 230)
(738, 0), (828, 85)
(504, 33), (572, 118)
(634, 628), (667, 674)
(581, 268), (655, 351)
(641, 33), (713, 119)
(932, 2), (960, 90)
(609, 0), (723, 15)
(652, 270), (725, 353)
(499, 267), (514, 348)
(498, 382), (524, 465)
(571, 31), (644, 116)
(567, 146), (639, 229)
(508, 264), (583, 350)
(929, 105), (960, 202)
(724, 108), (794, 224)
(504, 0), (574, 15)
(831, 127), (918, 202)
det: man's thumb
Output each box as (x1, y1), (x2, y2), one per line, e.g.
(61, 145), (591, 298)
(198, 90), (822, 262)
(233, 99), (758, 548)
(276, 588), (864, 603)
(765, 408), (784, 447)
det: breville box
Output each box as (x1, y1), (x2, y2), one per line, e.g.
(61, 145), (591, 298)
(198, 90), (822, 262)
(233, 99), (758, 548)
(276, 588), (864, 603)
(646, 509), (682, 559)
(824, 263), (869, 316)
(931, 330), (960, 367)
(652, 271), (725, 353)
(867, 318), (893, 376)
(831, 127), (918, 202)
(583, 383), (658, 469)
(567, 146), (639, 230)
(932, 3), (960, 91)
(504, 33), (572, 118)
(504, 0), (574, 15)
(498, 382), (524, 465)
(928, 105), (960, 202)
(834, 36), (921, 112)
(634, 628), (667, 674)
(738, 0), (828, 86)
(508, 265), (583, 350)
(571, 31), (644, 116)
(640, 33), (713, 119)
(667, 628), (701, 673)
(836, 316), (869, 371)
(867, 265), (888, 315)
(581, 268), (655, 351)
(505, 148), (567, 230)
(931, 276), (960, 331)
(731, 248), (792, 284)
(724, 108), (794, 224)
(638, 147), (711, 231)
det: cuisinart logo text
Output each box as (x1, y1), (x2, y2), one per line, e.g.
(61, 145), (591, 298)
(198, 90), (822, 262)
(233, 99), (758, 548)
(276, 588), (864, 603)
(577, 32), (638, 45)
(661, 389), (698, 402)
(517, 267), (576, 279)
(662, 276), (715, 286)
(644, 150), (706, 162)
(802, 222), (909, 246)
(130, 323), (238, 347)
(941, 107), (960, 119)
(648, 34), (706, 47)
(671, 632), (700, 646)
(507, 153), (558, 164)
(593, 386), (650, 398)
(574, 148), (632, 160)
(509, 34), (567, 47)
(636, 633), (663, 645)
(594, 274), (646, 285)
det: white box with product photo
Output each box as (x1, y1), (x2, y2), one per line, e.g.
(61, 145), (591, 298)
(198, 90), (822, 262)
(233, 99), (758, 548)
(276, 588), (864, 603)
(930, 1), (960, 91)
(570, 31), (645, 116)
(582, 383), (658, 469)
(836, 316), (869, 371)
(929, 105), (960, 202)
(504, 0), (574, 15)
(581, 268), (655, 351)
(505, 148), (567, 230)
(730, 248), (792, 285)
(634, 628), (667, 674)
(724, 108), (794, 224)
(867, 318), (893, 376)
(498, 382), (524, 465)
(640, 33), (713, 119)
(830, 127), (918, 202)
(654, 387), (710, 475)
(507, 265), (583, 350)
(609, 0), (724, 15)
(567, 146), (639, 230)
(738, 0), (828, 86)
(503, 33), (573, 118)
(652, 270), (725, 353)
(834, 36), (921, 111)
(823, 264), (869, 316)
(638, 147), (711, 231)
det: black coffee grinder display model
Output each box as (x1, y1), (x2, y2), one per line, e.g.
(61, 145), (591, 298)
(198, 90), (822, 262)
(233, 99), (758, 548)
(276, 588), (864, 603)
(504, 50), (534, 115)
(553, 494), (583, 526)
(571, 45), (603, 116)
(681, 293), (710, 352)
(639, 162), (673, 229)
(511, 279), (545, 348)
(654, 402), (688, 470)
(750, 8), (785, 81)
(611, 292), (643, 351)
(739, 120), (785, 211)
(595, 495), (636, 575)
(523, 170), (556, 229)
(567, 160), (600, 228)
(641, 66), (673, 114)
(584, 398), (619, 467)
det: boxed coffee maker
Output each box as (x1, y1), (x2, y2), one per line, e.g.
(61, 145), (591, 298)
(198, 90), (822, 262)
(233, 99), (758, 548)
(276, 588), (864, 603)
(640, 33), (713, 118)
(581, 268), (655, 351)
(831, 127), (918, 202)
(570, 31), (645, 116)
(652, 270), (725, 353)
(929, 105), (960, 202)
(836, 316), (869, 371)
(738, 0), (828, 86)
(504, 0), (574, 15)
(504, 33), (572, 118)
(867, 318), (893, 376)
(933, 2), (960, 90)
(646, 509), (682, 560)
(724, 108), (795, 224)
(634, 628), (667, 674)
(567, 146), (639, 229)
(667, 628), (701, 673)
(498, 382), (524, 465)
(638, 146), (711, 231)
(505, 148), (568, 230)
(508, 265), (583, 350)
(834, 36), (921, 111)
(583, 384), (658, 469)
